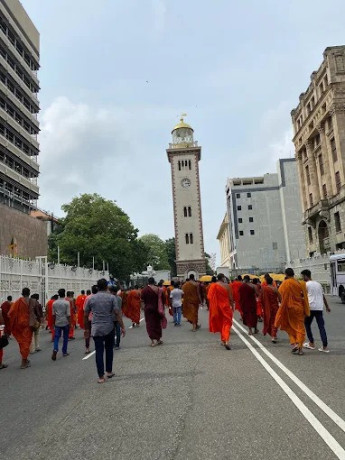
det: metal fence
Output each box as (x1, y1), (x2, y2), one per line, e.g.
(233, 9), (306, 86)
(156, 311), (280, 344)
(0, 255), (109, 305)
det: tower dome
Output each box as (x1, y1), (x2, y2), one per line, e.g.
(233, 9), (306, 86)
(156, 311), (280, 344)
(171, 114), (194, 147)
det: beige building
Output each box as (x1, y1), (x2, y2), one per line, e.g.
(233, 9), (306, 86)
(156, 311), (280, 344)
(291, 46), (345, 255)
(0, 0), (40, 213)
(167, 117), (206, 278)
(217, 213), (230, 268)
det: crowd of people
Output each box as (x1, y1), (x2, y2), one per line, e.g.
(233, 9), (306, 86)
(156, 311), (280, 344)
(0, 267), (331, 382)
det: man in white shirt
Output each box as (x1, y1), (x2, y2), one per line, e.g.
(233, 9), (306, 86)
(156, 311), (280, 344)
(170, 281), (183, 326)
(301, 269), (331, 353)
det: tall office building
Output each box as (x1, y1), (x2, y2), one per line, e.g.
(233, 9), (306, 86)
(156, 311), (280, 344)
(221, 159), (306, 273)
(0, 0), (40, 213)
(291, 46), (345, 255)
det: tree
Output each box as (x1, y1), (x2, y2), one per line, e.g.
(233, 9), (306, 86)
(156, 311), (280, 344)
(139, 234), (170, 270)
(165, 237), (177, 277)
(48, 194), (148, 280)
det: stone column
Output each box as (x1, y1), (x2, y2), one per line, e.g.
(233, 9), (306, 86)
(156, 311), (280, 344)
(306, 141), (320, 204)
(296, 150), (307, 212)
(318, 123), (331, 198)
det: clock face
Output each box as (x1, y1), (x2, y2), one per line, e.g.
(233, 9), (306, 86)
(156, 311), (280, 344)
(181, 178), (191, 188)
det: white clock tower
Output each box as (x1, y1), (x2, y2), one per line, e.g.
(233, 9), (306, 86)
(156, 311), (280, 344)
(167, 116), (206, 279)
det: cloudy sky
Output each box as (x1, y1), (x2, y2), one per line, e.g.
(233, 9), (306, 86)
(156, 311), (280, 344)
(21, 0), (345, 263)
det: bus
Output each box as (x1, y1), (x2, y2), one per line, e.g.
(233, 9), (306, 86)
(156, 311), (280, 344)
(330, 253), (345, 303)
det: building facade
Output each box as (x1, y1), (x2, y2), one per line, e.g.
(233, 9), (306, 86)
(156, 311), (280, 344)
(224, 159), (306, 273)
(217, 213), (230, 268)
(167, 116), (206, 278)
(0, 0), (40, 213)
(291, 46), (345, 255)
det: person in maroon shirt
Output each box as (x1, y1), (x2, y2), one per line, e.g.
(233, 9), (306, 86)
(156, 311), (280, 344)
(0, 295), (12, 369)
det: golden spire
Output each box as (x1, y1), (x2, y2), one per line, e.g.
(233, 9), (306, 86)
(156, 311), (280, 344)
(172, 113), (194, 133)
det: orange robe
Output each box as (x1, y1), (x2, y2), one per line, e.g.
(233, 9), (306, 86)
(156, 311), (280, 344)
(8, 297), (33, 360)
(255, 285), (263, 317)
(123, 289), (141, 324)
(232, 281), (242, 315)
(182, 281), (200, 324)
(208, 283), (233, 342)
(261, 285), (279, 337)
(275, 278), (310, 347)
(76, 295), (87, 329)
(46, 299), (55, 340)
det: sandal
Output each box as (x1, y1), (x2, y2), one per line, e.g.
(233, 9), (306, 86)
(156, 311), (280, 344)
(106, 372), (115, 378)
(157, 340), (163, 345)
(97, 377), (106, 384)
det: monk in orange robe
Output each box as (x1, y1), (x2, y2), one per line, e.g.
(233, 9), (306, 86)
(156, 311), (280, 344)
(182, 274), (201, 331)
(124, 286), (141, 326)
(46, 295), (58, 341)
(76, 290), (87, 329)
(8, 287), (33, 369)
(231, 276), (243, 316)
(261, 274), (281, 342)
(275, 268), (310, 355)
(253, 279), (263, 320)
(208, 274), (234, 349)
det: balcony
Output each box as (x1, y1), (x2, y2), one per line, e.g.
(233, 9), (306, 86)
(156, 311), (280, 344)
(304, 199), (329, 222)
(0, 162), (39, 195)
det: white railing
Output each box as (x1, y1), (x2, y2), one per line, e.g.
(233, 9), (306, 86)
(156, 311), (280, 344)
(0, 255), (109, 305)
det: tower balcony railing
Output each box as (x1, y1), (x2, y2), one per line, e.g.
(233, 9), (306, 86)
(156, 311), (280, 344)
(169, 140), (198, 149)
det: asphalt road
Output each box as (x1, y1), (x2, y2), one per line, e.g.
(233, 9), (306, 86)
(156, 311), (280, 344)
(1, 295), (345, 460)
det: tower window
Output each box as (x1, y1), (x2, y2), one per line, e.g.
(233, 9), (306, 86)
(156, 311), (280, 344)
(248, 205), (252, 210)
(249, 217), (254, 223)
(185, 233), (189, 244)
(188, 206), (192, 217)
(184, 207), (187, 217)
(189, 233), (194, 244)
(185, 160), (188, 167)
(178, 161), (181, 171)
(189, 160), (191, 170)
(250, 230), (255, 235)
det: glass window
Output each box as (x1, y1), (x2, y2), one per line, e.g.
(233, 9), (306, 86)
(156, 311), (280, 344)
(249, 217), (254, 223)
(337, 260), (345, 273)
(189, 233), (194, 244)
(247, 193), (251, 198)
(236, 193), (240, 199)
(239, 231), (244, 236)
(248, 205), (252, 210)
(335, 212), (341, 233)
(185, 233), (189, 244)
(237, 205), (241, 211)
(184, 207), (187, 217)
(188, 206), (192, 217)
(238, 218), (242, 223)
(250, 230), (255, 235)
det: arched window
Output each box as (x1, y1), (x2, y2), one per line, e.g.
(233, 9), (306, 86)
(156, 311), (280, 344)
(188, 206), (192, 217)
(189, 160), (191, 170)
(190, 233), (193, 244)
(178, 161), (181, 171)
(185, 233), (189, 244)
(183, 207), (187, 217)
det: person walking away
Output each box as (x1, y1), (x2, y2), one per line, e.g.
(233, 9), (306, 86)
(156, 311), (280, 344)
(170, 281), (183, 326)
(8, 288), (34, 369)
(66, 291), (76, 340)
(109, 285), (123, 350)
(275, 268), (310, 355)
(239, 276), (258, 335)
(30, 293), (44, 353)
(123, 286), (141, 328)
(261, 274), (281, 343)
(84, 278), (125, 383)
(253, 278), (263, 322)
(46, 295), (58, 341)
(141, 278), (164, 346)
(182, 274), (202, 332)
(52, 289), (71, 361)
(232, 276), (243, 317)
(76, 290), (87, 329)
(208, 274), (234, 350)
(0, 295), (12, 369)
(301, 269), (330, 353)
(83, 286), (97, 354)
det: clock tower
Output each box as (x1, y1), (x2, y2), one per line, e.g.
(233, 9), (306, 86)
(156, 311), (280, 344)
(167, 116), (206, 279)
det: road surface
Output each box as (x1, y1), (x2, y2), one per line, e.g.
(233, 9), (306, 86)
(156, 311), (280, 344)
(1, 295), (345, 460)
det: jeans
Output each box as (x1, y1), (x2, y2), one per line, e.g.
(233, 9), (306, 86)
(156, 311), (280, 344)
(54, 325), (69, 355)
(173, 306), (182, 325)
(93, 329), (115, 378)
(305, 311), (328, 347)
(114, 321), (121, 347)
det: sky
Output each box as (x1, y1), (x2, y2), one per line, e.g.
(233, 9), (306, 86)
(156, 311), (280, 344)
(21, 0), (345, 265)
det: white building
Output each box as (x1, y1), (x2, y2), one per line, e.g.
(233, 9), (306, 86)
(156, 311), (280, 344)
(221, 158), (306, 273)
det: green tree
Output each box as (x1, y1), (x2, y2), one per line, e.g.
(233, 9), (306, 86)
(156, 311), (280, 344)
(139, 234), (170, 270)
(165, 237), (177, 277)
(48, 193), (148, 280)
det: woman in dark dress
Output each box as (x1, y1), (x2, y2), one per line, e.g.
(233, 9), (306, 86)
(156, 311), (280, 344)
(141, 278), (163, 347)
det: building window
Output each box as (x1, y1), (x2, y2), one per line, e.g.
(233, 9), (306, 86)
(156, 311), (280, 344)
(178, 161), (181, 171)
(189, 233), (194, 244)
(247, 192), (251, 198)
(319, 155), (324, 176)
(237, 205), (241, 211)
(322, 184), (327, 199)
(306, 165), (311, 185)
(236, 193), (241, 199)
(272, 242), (278, 250)
(188, 206), (192, 217)
(331, 138), (338, 162)
(308, 227), (313, 243)
(248, 205), (252, 210)
(335, 171), (341, 193)
(335, 212), (341, 233)
(239, 231), (244, 236)
(250, 230), (255, 235)
(238, 218), (243, 223)
(185, 233), (189, 244)
(184, 207), (187, 217)
(188, 160), (191, 170)
(309, 193), (313, 207)
(249, 217), (254, 223)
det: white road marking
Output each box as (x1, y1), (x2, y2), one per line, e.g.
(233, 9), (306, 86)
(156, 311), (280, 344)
(233, 318), (345, 434)
(129, 317), (145, 329)
(232, 324), (345, 460)
(82, 351), (95, 360)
